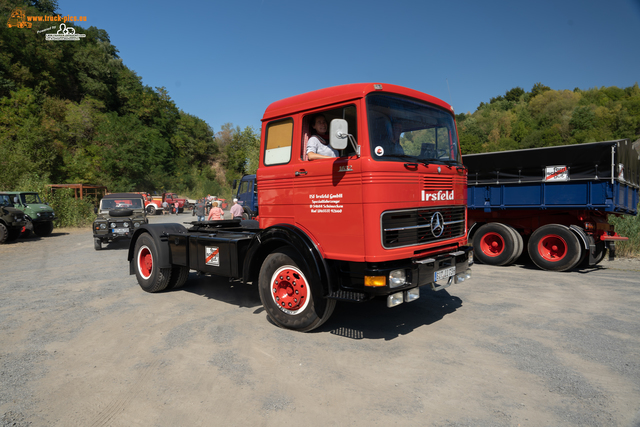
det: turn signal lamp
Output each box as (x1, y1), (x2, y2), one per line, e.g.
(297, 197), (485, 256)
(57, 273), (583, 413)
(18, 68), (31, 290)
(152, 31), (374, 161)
(584, 222), (595, 231)
(365, 276), (386, 287)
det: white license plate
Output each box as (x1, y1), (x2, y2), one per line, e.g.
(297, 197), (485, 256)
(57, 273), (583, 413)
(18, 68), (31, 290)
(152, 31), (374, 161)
(113, 228), (128, 234)
(434, 266), (456, 282)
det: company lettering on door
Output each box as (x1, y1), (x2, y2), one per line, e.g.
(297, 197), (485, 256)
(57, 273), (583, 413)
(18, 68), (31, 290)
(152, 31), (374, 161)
(309, 193), (343, 214)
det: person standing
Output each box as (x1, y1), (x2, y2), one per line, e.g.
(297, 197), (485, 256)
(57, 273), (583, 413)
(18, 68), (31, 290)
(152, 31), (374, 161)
(207, 202), (225, 221)
(230, 198), (244, 219)
(194, 199), (206, 221)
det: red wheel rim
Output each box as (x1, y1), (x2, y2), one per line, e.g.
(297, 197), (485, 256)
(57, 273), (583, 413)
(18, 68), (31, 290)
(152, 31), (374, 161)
(480, 232), (505, 257)
(138, 245), (153, 279)
(537, 234), (567, 262)
(270, 266), (309, 315)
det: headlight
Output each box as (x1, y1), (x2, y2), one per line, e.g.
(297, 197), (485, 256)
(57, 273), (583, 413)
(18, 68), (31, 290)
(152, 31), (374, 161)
(134, 222), (140, 228)
(389, 269), (406, 288)
(110, 223), (116, 228)
(100, 223), (107, 229)
(123, 222), (129, 228)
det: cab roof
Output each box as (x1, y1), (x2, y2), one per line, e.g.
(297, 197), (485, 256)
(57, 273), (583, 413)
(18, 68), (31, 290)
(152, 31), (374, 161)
(262, 83), (453, 122)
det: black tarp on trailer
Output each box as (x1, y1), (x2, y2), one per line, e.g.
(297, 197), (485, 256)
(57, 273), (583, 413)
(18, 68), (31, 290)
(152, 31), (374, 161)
(463, 139), (640, 188)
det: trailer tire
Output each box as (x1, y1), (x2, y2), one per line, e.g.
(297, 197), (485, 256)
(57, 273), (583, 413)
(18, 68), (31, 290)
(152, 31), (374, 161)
(134, 233), (172, 293)
(528, 224), (582, 272)
(258, 247), (335, 332)
(473, 223), (520, 266)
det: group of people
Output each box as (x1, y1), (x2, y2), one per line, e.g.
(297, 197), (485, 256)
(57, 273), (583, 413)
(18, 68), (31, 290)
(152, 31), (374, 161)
(193, 197), (244, 222)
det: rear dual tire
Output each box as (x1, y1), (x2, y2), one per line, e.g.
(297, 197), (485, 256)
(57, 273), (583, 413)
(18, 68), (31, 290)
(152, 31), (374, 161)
(528, 224), (582, 272)
(133, 233), (189, 292)
(473, 223), (523, 266)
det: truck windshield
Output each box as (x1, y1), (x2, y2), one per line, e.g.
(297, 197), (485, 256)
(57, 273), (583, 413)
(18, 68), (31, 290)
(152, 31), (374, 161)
(366, 93), (461, 165)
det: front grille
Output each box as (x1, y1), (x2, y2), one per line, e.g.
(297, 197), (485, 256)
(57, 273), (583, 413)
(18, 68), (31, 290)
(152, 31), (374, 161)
(381, 206), (466, 249)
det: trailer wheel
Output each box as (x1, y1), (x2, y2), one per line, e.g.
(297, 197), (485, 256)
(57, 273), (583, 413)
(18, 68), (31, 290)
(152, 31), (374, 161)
(528, 224), (581, 272)
(133, 233), (172, 292)
(473, 223), (520, 266)
(580, 241), (606, 268)
(258, 247), (335, 332)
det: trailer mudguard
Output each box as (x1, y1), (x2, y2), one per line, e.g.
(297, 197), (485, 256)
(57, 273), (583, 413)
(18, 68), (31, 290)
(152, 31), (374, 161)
(242, 224), (334, 296)
(128, 223), (188, 274)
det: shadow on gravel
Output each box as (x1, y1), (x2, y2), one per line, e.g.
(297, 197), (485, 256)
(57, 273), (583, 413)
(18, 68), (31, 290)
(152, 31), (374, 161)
(318, 289), (463, 341)
(178, 273), (262, 309)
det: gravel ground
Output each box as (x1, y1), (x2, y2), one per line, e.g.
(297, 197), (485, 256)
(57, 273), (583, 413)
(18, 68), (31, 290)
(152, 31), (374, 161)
(1, 213), (639, 427)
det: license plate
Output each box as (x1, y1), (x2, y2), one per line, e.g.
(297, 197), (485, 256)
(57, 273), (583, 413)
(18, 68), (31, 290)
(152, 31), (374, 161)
(434, 266), (456, 282)
(113, 228), (128, 234)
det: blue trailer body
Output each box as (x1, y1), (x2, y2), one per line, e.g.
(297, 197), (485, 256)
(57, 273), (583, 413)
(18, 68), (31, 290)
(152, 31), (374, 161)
(463, 139), (639, 271)
(467, 179), (638, 215)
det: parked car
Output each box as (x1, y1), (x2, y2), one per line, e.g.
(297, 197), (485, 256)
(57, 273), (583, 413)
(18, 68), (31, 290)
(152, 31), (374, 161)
(0, 191), (56, 237)
(0, 194), (27, 244)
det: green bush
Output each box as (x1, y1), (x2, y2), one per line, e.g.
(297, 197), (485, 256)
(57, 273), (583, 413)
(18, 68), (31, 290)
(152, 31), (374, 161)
(609, 207), (640, 257)
(43, 187), (96, 228)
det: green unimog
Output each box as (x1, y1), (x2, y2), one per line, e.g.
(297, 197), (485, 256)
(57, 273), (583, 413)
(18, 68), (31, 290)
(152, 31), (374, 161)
(0, 194), (27, 244)
(93, 193), (147, 250)
(0, 191), (56, 237)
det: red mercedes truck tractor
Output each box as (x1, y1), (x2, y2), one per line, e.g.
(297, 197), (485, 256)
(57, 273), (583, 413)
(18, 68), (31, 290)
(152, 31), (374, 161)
(128, 83), (473, 331)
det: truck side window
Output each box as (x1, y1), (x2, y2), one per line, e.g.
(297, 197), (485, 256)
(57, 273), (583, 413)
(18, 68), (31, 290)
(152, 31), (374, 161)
(264, 119), (293, 166)
(302, 105), (358, 160)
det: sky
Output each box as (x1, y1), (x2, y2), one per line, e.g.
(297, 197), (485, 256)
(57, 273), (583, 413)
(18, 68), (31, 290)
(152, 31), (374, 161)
(54, 0), (640, 134)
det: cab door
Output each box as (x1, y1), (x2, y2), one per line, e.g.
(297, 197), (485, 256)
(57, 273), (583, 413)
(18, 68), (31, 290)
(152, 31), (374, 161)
(293, 107), (365, 262)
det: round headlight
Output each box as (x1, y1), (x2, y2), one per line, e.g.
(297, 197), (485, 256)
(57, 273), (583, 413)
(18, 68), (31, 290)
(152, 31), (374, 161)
(389, 269), (407, 288)
(134, 222), (140, 228)
(123, 222), (129, 228)
(100, 223), (107, 229)
(110, 223), (116, 228)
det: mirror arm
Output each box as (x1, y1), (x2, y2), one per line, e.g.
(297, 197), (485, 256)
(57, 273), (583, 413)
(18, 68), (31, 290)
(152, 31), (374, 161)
(338, 132), (360, 158)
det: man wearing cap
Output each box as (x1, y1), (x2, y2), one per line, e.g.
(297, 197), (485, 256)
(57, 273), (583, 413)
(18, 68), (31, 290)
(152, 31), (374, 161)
(230, 198), (244, 219)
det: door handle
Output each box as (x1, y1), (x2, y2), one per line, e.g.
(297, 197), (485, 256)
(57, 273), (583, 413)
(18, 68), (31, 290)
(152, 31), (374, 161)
(295, 170), (308, 176)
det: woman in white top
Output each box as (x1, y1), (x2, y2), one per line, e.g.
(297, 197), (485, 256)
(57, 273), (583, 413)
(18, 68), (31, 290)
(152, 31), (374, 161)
(306, 114), (338, 160)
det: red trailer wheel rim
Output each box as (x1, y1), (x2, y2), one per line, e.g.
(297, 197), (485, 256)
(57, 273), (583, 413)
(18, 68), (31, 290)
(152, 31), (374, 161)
(537, 234), (567, 262)
(479, 232), (505, 257)
(138, 246), (153, 279)
(270, 266), (309, 315)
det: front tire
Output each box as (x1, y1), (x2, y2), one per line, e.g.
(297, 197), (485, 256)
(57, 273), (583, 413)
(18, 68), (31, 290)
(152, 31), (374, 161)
(133, 233), (172, 292)
(528, 224), (582, 272)
(94, 238), (102, 251)
(258, 247), (335, 332)
(147, 205), (156, 215)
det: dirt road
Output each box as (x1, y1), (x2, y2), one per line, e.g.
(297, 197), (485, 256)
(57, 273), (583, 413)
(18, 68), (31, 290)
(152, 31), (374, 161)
(1, 214), (639, 426)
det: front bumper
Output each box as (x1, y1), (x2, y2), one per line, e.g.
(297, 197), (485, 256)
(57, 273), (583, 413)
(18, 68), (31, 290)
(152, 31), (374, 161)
(331, 246), (473, 302)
